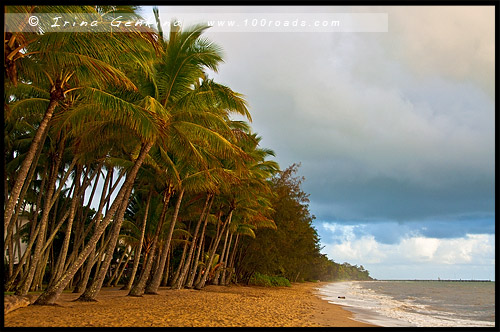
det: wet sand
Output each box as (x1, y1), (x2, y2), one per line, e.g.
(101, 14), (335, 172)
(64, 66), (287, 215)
(4, 282), (378, 327)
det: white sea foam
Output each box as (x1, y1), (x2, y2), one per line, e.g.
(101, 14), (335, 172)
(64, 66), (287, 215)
(315, 281), (495, 327)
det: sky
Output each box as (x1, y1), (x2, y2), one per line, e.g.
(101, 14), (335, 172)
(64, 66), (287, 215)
(138, 5), (495, 280)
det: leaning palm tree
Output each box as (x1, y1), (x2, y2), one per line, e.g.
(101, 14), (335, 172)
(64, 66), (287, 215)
(120, 179), (158, 291)
(34, 15), (250, 305)
(4, 5), (161, 232)
(124, 11), (251, 296)
(33, 110), (162, 304)
(5, 5), (161, 296)
(194, 130), (279, 289)
(28, 46), (165, 308)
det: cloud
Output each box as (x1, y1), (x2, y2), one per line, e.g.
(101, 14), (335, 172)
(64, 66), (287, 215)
(317, 218), (494, 246)
(328, 235), (386, 264)
(320, 222), (495, 279)
(199, 15), (494, 223)
(379, 6), (495, 99)
(308, 172), (494, 221)
(399, 237), (440, 262)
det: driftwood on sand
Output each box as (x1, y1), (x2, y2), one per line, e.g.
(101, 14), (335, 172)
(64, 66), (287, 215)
(4, 294), (38, 315)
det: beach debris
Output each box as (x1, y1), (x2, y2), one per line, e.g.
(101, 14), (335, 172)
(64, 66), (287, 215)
(4, 294), (38, 315)
(338, 296), (345, 299)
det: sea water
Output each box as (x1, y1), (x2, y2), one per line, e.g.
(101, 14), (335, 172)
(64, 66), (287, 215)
(316, 280), (495, 327)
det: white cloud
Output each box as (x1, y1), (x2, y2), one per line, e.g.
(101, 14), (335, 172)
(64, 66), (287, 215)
(321, 223), (495, 279)
(432, 234), (495, 265)
(399, 237), (440, 262)
(323, 234), (386, 264)
(380, 6), (495, 99)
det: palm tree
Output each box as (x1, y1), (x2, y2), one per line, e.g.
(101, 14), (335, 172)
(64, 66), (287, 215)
(185, 195), (216, 288)
(120, 185), (155, 290)
(194, 131), (279, 289)
(4, 5), (163, 297)
(26, 19), (165, 306)
(4, 5), (160, 232)
(124, 8), (251, 295)
(7, 6), (263, 306)
(169, 192), (212, 289)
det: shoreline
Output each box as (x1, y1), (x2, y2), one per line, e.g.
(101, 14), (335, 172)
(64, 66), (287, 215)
(4, 281), (378, 327)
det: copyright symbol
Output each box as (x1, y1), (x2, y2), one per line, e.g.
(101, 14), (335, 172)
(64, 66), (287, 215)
(28, 16), (39, 27)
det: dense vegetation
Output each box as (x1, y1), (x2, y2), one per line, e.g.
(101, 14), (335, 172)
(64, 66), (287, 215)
(4, 5), (371, 305)
(238, 164), (372, 285)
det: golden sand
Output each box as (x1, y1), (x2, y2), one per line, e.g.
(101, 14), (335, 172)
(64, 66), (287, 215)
(4, 282), (377, 327)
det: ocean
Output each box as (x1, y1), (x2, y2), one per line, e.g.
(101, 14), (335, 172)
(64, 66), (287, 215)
(316, 280), (495, 327)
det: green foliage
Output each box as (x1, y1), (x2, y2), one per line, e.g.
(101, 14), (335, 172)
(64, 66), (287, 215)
(248, 272), (291, 287)
(238, 164), (373, 283)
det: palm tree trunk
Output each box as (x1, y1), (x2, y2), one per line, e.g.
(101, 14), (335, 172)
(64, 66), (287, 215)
(32, 243), (51, 291)
(15, 150), (79, 294)
(186, 196), (213, 288)
(170, 237), (188, 287)
(15, 139), (65, 296)
(70, 168), (120, 264)
(171, 194), (211, 289)
(95, 169), (116, 279)
(213, 227), (230, 285)
(73, 167), (113, 293)
(128, 244), (158, 297)
(5, 214), (44, 291)
(195, 209), (233, 290)
(5, 166), (49, 292)
(145, 188), (185, 294)
(4, 177), (60, 292)
(7, 229), (15, 279)
(4, 97), (60, 230)
(16, 224), (24, 276)
(16, 145), (50, 284)
(33, 191), (61, 293)
(73, 249), (98, 294)
(80, 164), (103, 225)
(113, 249), (131, 287)
(75, 181), (133, 301)
(30, 161), (48, 235)
(50, 165), (82, 286)
(69, 164), (103, 290)
(192, 208), (219, 288)
(224, 233), (240, 286)
(122, 187), (152, 290)
(188, 236), (204, 288)
(160, 249), (171, 287)
(33, 140), (154, 305)
(128, 186), (172, 296)
(4, 129), (48, 272)
(220, 231), (233, 286)
(106, 247), (128, 287)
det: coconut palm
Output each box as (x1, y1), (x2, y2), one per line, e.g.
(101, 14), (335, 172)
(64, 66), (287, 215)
(194, 131), (279, 289)
(123, 8), (251, 295)
(6, 6), (270, 306)
(4, 5), (160, 232)
(30, 58), (165, 307)
(119, 184), (156, 290)
(4, 5), (163, 297)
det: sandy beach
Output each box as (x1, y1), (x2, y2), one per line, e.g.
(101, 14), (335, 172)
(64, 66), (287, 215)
(4, 282), (377, 327)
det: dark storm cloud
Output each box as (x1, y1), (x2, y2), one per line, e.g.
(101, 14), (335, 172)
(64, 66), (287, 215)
(307, 172), (494, 222)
